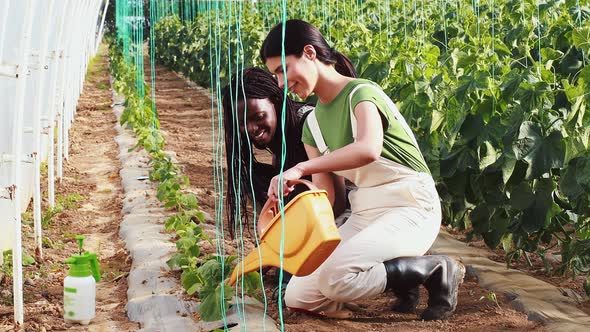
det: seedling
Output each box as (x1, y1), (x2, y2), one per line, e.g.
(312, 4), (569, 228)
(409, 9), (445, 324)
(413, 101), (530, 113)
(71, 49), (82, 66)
(479, 291), (501, 309)
(1, 250), (37, 283)
(57, 193), (86, 210)
(42, 205), (63, 229)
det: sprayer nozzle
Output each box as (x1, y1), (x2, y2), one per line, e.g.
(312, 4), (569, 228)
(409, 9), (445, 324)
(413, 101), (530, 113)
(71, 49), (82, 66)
(75, 235), (86, 255)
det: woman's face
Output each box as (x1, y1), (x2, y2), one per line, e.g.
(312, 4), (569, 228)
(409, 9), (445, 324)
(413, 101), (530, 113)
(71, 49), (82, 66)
(265, 53), (317, 100)
(237, 98), (277, 149)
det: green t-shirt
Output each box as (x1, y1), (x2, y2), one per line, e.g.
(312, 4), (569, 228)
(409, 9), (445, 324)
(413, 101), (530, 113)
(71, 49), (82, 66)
(302, 79), (430, 174)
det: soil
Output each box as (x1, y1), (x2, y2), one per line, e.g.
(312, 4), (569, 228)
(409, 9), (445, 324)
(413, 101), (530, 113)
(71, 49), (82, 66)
(446, 226), (590, 317)
(0, 45), (137, 332)
(146, 60), (551, 331)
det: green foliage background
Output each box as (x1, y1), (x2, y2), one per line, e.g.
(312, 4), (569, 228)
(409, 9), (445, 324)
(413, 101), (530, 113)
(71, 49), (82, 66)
(153, 0), (590, 282)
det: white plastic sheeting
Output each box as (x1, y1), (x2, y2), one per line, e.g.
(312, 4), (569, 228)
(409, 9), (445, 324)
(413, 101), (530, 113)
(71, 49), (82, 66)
(0, 0), (109, 325)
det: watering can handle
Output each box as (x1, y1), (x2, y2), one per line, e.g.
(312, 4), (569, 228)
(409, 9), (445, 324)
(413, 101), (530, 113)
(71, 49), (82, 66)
(257, 179), (318, 235)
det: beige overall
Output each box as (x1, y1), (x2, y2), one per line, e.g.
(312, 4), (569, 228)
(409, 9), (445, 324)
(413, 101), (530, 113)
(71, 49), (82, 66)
(284, 84), (442, 312)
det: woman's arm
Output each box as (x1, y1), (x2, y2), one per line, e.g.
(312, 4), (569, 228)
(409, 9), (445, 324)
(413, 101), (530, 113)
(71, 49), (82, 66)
(296, 101), (384, 176)
(267, 101), (383, 199)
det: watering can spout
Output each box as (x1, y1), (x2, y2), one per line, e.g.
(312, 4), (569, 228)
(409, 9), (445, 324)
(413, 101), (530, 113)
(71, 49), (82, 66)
(229, 242), (272, 286)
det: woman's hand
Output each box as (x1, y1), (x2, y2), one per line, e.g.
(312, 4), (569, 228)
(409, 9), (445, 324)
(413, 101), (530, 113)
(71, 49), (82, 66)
(267, 164), (305, 201)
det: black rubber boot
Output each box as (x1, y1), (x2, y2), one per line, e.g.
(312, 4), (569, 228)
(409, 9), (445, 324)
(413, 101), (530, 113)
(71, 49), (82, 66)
(391, 286), (420, 314)
(383, 255), (465, 320)
(420, 256), (465, 321)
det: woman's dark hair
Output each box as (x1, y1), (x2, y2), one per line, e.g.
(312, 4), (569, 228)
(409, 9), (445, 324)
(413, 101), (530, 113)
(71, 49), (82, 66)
(222, 67), (308, 237)
(260, 19), (357, 78)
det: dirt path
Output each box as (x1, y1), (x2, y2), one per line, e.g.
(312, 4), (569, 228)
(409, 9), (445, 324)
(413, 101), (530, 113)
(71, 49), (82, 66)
(148, 68), (217, 212)
(0, 45), (137, 331)
(147, 61), (547, 331)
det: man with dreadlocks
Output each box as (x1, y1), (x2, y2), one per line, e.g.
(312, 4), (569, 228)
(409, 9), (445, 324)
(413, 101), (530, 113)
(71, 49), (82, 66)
(222, 67), (349, 302)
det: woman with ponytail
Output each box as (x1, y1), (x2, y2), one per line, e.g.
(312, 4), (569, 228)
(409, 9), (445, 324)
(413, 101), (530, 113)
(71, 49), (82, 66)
(260, 19), (464, 321)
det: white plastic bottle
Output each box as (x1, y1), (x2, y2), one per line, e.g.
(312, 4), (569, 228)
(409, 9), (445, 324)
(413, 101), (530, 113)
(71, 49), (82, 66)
(63, 236), (101, 325)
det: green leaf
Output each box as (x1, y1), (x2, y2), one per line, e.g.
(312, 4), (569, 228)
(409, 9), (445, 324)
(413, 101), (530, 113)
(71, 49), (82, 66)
(423, 44), (440, 67)
(460, 114), (484, 141)
(501, 157), (517, 185)
(564, 127), (590, 164)
(22, 253), (35, 266)
(512, 122), (565, 179)
(188, 245), (200, 257)
(482, 209), (510, 249)
(510, 182), (535, 210)
(198, 258), (223, 281)
(515, 81), (550, 111)
(186, 282), (201, 296)
(500, 70), (524, 100)
(176, 236), (196, 252)
(521, 179), (561, 234)
(430, 110), (444, 133)
(2, 250), (35, 267)
(540, 47), (563, 62)
(199, 283), (233, 321)
(441, 145), (479, 175)
(361, 62), (390, 83)
(476, 97), (495, 122)
(181, 269), (202, 291)
(560, 47), (584, 76)
(572, 27), (590, 54)
(456, 73), (487, 101)
(501, 233), (513, 253)
(469, 205), (493, 234)
(167, 253), (189, 269)
(560, 155), (590, 200)
(479, 141), (499, 171)
(578, 66), (590, 90)
(457, 53), (476, 70)
(241, 272), (262, 293)
(165, 215), (180, 231)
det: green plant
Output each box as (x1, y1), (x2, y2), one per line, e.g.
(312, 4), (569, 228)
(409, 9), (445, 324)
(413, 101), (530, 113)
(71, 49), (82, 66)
(1, 250), (36, 282)
(40, 162), (48, 177)
(41, 237), (62, 249)
(57, 193), (86, 210)
(21, 211), (33, 225)
(41, 205), (63, 229)
(108, 35), (260, 321)
(479, 291), (501, 309)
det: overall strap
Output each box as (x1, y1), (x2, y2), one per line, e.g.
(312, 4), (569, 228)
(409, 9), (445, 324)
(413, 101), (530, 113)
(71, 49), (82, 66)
(306, 110), (330, 155)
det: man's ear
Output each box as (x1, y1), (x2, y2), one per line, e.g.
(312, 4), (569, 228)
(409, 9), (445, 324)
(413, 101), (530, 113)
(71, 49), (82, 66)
(303, 45), (316, 60)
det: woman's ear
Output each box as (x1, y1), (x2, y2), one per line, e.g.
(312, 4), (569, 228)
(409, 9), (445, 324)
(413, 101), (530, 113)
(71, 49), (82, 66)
(303, 45), (316, 60)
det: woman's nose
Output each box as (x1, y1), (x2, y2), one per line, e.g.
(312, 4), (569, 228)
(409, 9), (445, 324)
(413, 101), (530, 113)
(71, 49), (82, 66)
(247, 122), (258, 135)
(276, 74), (285, 88)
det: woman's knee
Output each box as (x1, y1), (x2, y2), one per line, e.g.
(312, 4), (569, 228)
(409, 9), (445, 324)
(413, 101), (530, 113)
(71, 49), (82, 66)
(317, 268), (356, 302)
(283, 277), (320, 310)
(283, 284), (302, 308)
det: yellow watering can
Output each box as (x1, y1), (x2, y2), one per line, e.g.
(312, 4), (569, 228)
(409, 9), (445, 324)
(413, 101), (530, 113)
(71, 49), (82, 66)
(228, 179), (341, 286)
